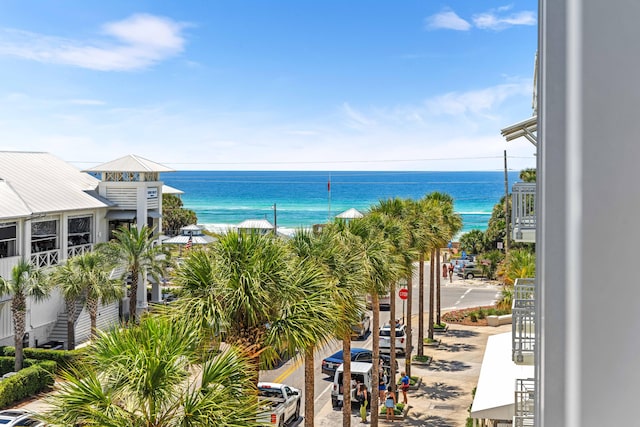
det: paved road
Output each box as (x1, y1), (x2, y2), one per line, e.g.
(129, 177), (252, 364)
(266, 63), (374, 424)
(259, 264), (502, 424)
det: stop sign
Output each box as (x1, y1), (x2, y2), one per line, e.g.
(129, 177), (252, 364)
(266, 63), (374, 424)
(399, 288), (409, 300)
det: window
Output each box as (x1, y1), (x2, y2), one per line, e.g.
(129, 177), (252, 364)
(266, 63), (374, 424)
(31, 220), (58, 253)
(68, 216), (92, 246)
(0, 223), (17, 258)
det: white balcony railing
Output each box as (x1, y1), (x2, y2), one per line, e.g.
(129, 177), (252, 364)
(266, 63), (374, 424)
(67, 243), (94, 259)
(514, 378), (536, 426)
(512, 278), (535, 364)
(512, 182), (536, 243)
(31, 249), (61, 269)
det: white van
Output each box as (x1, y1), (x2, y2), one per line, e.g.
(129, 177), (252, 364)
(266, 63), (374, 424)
(331, 362), (375, 409)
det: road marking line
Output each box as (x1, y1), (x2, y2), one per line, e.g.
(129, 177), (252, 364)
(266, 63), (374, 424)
(454, 288), (472, 305)
(274, 358), (304, 384)
(315, 383), (333, 403)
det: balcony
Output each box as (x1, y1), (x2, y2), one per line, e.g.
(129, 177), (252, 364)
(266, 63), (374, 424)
(512, 278), (535, 365)
(514, 378), (536, 426)
(512, 182), (536, 243)
(31, 249), (61, 269)
(67, 243), (94, 258)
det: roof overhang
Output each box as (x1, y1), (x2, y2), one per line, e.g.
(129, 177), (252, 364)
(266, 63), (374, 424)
(105, 210), (136, 220)
(500, 115), (538, 146)
(147, 211), (162, 219)
(470, 332), (535, 421)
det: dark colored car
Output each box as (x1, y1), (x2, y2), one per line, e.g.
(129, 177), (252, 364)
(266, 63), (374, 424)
(321, 348), (396, 377)
(457, 262), (484, 279)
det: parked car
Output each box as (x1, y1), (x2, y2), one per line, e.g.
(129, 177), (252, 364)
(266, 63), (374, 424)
(0, 410), (45, 426)
(257, 382), (301, 426)
(457, 262), (485, 279)
(321, 348), (397, 377)
(331, 361), (375, 408)
(379, 323), (408, 355)
(365, 293), (391, 310)
(351, 312), (371, 339)
(452, 258), (474, 275)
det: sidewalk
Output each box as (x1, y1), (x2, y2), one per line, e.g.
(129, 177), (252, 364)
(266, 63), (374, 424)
(316, 322), (511, 426)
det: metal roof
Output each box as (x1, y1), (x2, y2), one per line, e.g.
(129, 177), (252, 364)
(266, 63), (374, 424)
(83, 154), (174, 173)
(237, 219), (274, 229)
(162, 234), (216, 245)
(0, 179), (30, 218)
(0, 151), (111, 217)
(162, 184), (183, 195)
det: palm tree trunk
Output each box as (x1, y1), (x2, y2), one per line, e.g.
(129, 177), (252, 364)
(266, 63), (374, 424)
(417, 253), (425, 357)
(370, 293), (380, 426)
(436, 247), (442, 325)
(88, 296), (99, 338)
(405, 272), (413, 377)
(428, 249), (435, 340)
(342, 335), (352, 427)
(389, 281), (397, 396)
(66, 297), (76, 350)
(129, 268), (138, 323)
(12, 297), (26, 371)
(304, 346), (315, 427)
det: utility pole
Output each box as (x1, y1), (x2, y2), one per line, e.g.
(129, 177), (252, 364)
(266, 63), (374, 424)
(273, 203), (277, 236)
(503, 150), (510, 253)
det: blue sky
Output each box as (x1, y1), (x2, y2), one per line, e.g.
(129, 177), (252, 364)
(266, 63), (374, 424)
(0, 1), (538, 171)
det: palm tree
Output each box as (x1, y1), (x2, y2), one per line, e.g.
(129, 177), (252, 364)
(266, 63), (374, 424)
(50, 261), (84, 350)
(322, 220), (369, 427)
(0, 260), (50, 371)
(289, 228), (344, 427)
(41, 316), (262, 426)
(370, 199), (415, 384)
(349, 216), (404, 426)
(73, 252), (124, 337)
(171, 231), (333, 387)
(97, 225), (168, 323)
(426, 193), (462, 325)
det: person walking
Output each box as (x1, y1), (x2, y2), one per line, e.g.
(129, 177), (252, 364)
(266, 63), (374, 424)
(448, 262), (454, 283)
(357, 383), (368, 423)
(384, 386), (396, 422)
(442, 262), (448, 278)
(400, 371), (410, 404)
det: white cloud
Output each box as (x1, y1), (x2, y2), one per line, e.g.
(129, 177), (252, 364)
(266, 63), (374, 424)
(472, 10), (536, 30)
(0, 14), (187, 71)
(425, 7), (536, 32)
(425, 10), (471, 31)
(69, 99), (106, 106)
(426, 81), (532, 117)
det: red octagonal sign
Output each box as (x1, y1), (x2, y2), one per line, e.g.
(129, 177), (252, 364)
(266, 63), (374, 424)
(399, 288), (409, 300)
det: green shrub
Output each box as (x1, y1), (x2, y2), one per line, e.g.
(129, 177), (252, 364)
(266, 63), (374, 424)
(477, 308), (485, 319)
(379, 402), (405, 416)
(2, 347), (84, 372)
(0, 362), (55, 409)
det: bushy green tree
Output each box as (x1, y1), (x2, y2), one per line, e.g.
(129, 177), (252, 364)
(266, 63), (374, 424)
(459, 229), (486, 254)
(162, 193), (197, 236)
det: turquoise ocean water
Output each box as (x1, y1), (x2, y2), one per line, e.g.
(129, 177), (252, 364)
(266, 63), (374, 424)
(160, 171), (519, 234)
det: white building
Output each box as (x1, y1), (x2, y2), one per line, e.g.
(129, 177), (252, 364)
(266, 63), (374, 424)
(0, 152), (174, 349)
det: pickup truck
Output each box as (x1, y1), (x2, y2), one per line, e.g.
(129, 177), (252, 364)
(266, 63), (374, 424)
(257, 382), (301, 427)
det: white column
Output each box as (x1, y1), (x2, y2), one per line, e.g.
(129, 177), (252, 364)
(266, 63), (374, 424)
(540, 1), (640, 425)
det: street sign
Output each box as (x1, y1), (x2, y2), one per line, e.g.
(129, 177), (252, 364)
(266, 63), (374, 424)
(399, 288), (409, 300)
